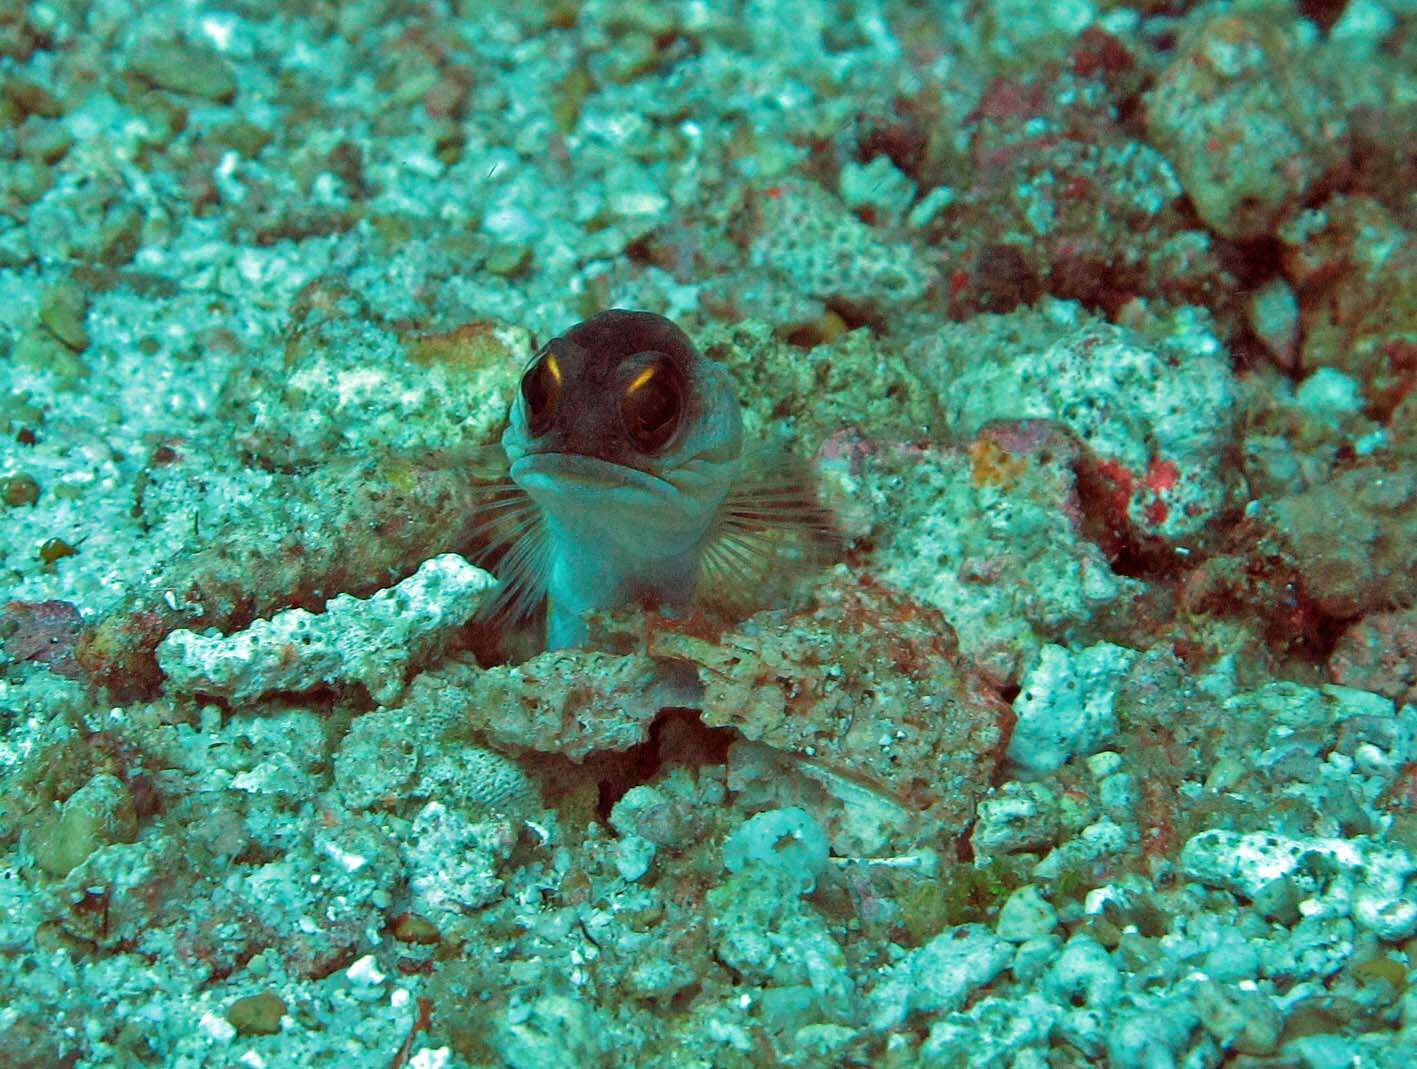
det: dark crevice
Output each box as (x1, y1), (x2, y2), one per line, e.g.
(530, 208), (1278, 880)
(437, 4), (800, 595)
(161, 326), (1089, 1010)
(1105, 539), (1189, 582)
(595, 708), (738, 820)
(1216, 234), (1285, 293)
(824, 296), (886, 336)
(1264, 591), (1349, 665)
(1298, 0), (1351, 32)
(954, 823), (976, 863)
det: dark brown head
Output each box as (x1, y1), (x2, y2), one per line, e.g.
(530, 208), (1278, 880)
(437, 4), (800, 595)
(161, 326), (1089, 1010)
(503, 309), (742, 475)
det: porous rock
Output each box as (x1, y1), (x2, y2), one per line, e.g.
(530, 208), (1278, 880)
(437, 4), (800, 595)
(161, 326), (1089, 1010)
(1144, 9), (1348, 240)
(1181, 829), (1417, 941)
(157, 554), (494, 705)
(656, 573), (1009, 846)
(922, 298), (1236, 550)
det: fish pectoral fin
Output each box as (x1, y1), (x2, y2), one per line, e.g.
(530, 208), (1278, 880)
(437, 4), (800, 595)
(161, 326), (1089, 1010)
(545, 597), (590, 649)
(462, 461), (551, 629)
(698, 445), (840, 617)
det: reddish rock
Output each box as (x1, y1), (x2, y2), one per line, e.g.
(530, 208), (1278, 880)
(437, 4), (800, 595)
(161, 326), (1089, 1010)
(1144, 10), (1348, 241)
(2, 600), (84, 678)
(936, 56), (1242, 330)
(655, 574), (1010, 845)
(1279, 196), (1417, 414)
(1330, 609), (1417, 706)
(1264, 463), (1417, 620)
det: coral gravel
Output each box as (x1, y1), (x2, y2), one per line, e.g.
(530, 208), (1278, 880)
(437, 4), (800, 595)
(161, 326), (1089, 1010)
(2, 1), (1417, 1068)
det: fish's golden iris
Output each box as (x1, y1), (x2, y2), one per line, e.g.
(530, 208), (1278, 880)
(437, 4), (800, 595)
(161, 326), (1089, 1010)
(521, 353), (561, 435)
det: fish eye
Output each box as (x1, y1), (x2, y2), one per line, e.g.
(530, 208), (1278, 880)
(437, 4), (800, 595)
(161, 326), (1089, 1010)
(621, 358), (683, 453)
(521, 353), (561, 435)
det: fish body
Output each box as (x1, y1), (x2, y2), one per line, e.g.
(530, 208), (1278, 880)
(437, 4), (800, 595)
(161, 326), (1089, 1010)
(481, 309), (827, 649)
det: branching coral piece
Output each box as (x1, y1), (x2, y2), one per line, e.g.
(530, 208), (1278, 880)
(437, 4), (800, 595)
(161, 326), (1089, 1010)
(156, 554), (494, 704)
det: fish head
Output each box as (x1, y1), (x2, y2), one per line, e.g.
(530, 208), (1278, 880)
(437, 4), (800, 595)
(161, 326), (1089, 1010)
(501, 309), (743, 554)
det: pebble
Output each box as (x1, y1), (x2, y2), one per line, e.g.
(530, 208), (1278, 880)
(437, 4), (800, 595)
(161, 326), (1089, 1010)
(130, 40), (238, 102)
(31, 774), (137, 876)
(868, 924), (1014, 1029)
(1007, 643), (1138, 773)
(839, 156), (916, 225)
(1202, 934), (1261, 983)
(485, 243), (531, 277)
(614, 834), (656, 882)
(39, 537), (77, 565)
(996, 885), (1059, 942)
(1249, 277), (1301, 369)
(18, 118), (73, 163)
(226, 992), (285, 1036)
(39, 280), (89, 351)
(1043, 935), (1121, 1010)
(1011, 935), (1061, 985)
(13, 328), (88, 382)
(8, 156), (52, 202)
(2, 473), (39, 507)
(1, 75), (61, 118)
(722, 807), (829, 894)
(971, 782), (1061, 857)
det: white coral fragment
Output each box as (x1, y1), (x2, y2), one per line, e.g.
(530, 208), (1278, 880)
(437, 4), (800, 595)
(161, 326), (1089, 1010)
(1181, 830), (1417, 941)
(1007, 643), (1138, 773)
(156, 554), (494, 704)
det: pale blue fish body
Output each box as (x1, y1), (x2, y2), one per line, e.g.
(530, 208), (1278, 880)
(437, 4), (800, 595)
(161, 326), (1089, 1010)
(511, 447), (743, 647)
(494, 310), (747, 648)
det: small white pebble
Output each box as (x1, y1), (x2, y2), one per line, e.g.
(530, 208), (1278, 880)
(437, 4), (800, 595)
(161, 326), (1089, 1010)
(1086, 750), (1123, 779)
(608, 190), (669, 217)
(319, 839), (368, 874)
(907, 185), (956, 228)
(347, 954), (386, 987)
(1084, 885), (1124, 915)
(199, 15), (236, 50)
(1326, 751), (1354, 774)
(199, 1011), (236, 1044)
(1354, 742), (1393, 777)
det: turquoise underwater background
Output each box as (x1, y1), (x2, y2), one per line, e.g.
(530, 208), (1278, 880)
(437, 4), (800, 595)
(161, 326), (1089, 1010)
(1, 1), (1416, 1067)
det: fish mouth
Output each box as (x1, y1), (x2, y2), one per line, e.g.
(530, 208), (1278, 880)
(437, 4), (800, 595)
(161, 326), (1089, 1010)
(510, 452), (701, 549)
(510, 450), (737, 555)
(509, 452), (677, 497)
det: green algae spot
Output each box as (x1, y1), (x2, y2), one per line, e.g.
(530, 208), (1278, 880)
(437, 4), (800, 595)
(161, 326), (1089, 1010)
(404, 321), (513, 377)
(32, 774), (139, 877)
(484, 243), (532, 278)
(38, 281), (89, 352)
(227, 992), (287, 1036)
(130, 39), (238, 103)
(899, 858), (1027, 945)
(13, 329), (89, 385)
(226, 992), (287, 1032)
